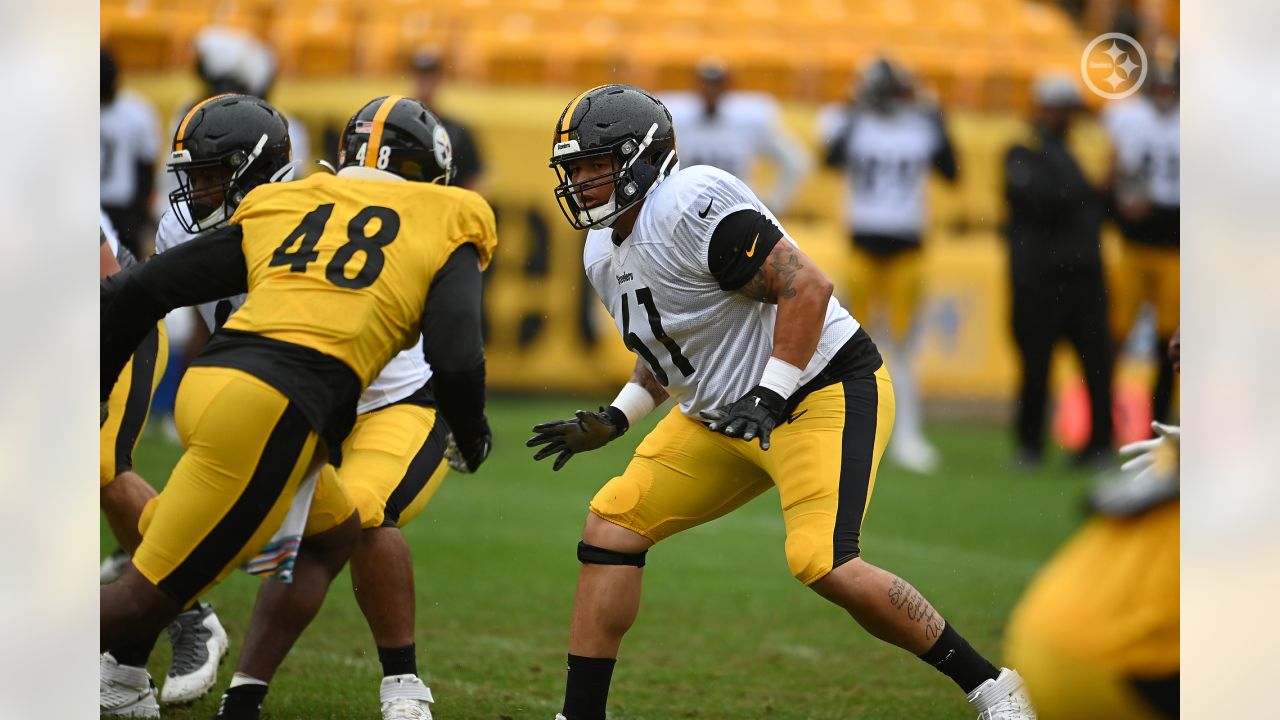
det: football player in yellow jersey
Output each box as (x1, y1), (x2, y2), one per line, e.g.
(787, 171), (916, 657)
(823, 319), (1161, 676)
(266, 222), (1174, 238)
(1004, 334), (1180, 719)
(100, 95), (497, 720)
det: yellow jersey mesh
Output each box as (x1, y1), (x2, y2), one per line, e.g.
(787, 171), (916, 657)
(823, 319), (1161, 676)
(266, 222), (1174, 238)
(223, 172), (496, 387)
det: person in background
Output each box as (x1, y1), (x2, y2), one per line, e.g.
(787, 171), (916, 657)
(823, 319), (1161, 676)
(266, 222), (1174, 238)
(409, 47), (485, 192)
(818, 56), (958, 474)
(101, 47), (160, 258)
(661, 58), (809, 216)
(1003, 74), (1113, 469)
(1101, 53), (1179, 427)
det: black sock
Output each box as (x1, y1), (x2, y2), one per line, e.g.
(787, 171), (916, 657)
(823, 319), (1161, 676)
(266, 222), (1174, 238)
(216, 683), (268, 720)
(917, 622), (999, 694)
(377, 643), (418, 677)
(110, 630), (162, 668)
(562, 654), (616, 720)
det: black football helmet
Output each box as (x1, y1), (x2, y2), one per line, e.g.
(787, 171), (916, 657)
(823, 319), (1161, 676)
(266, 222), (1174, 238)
(167, 94), (293, 233)
(549, 84), (678, 230)
(337, 95), (453, 184)
(857, 57), (915, 111)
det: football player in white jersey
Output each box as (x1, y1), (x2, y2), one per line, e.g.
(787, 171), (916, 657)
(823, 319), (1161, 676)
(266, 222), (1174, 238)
(101, 48), (160, 257)
(660, 58), (809, 215)
(1101, 57), (1180, 426)
(145, 95), (456, 720)
(531, 85), (1034, 720)
(153, 27), (311, 222)
(817, 57), (959, 474)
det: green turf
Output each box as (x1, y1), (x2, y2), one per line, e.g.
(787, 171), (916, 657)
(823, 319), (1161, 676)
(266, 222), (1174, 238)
(103, 396), (1094, 719)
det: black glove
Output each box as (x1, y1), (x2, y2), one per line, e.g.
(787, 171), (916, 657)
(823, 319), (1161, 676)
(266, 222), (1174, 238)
(700, 386), (787, 450)
(527, 406), (629, 471)
(445, 417), (492, 473)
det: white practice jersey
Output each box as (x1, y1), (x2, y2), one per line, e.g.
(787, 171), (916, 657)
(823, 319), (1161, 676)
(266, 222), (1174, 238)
(100, 209), (135, 269)
(1101, 97), (1180, 207)
(661, 91), (809, 214)
(817, 104), (946, 236)
(101, 90), (160, 207)
(154, 209), (430, 413)
(585, 165), (859, 418)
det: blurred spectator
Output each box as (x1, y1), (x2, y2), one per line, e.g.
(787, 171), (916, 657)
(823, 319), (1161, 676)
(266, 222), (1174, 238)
(155, 27), (311, 219)
(817, 57), (958, 474)
(1102, 54), (1179, 426)
(1004, 334), (1179, 719)
(661, 58), (809, 215)
(100, 47), (159, 258)
(410, 47), (485, 192)
(1003, 75), (1113, 469)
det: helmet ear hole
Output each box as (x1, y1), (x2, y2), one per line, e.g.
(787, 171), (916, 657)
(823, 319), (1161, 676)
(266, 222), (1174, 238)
(629, 162), (658, 193)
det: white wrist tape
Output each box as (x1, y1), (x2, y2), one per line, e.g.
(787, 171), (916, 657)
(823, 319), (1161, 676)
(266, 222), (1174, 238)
(758, 357), (804, 398)
(610, 383), (658, 428)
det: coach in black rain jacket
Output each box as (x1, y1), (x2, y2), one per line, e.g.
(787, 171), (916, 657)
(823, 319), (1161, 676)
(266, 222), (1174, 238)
(1003, 74), (1113, 469)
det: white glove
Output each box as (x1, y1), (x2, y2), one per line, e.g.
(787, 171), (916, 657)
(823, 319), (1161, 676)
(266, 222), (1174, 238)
(1090, 422), (1180, 516)
(1118, 422), (1180, 479)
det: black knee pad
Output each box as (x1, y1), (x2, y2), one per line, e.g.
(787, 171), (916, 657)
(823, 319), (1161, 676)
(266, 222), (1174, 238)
(577, 540), (647, 567)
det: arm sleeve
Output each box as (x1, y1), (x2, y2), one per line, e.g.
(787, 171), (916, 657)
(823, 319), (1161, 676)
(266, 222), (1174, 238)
(820, 106), (855, 169)
(1004, 145), (1055, 211)
(420, 243), (488, 446)
(706, 209), (785, 291)
(101, 224), (248, 400)
(929, 111), (959, 182)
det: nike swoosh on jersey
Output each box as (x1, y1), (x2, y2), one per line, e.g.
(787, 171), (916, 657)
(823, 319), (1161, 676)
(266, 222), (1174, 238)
(745, 233), (760, 257)
(698, 198), (714, 218)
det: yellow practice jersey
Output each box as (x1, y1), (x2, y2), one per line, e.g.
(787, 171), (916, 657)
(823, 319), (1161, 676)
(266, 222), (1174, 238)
(223, 172), (497, 387)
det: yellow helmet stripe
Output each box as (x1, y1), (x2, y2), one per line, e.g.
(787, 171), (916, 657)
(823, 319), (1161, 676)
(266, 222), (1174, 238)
(558, 85), (609, 141)
(365, 94), (406, 168)
(174, 93), (233, 152)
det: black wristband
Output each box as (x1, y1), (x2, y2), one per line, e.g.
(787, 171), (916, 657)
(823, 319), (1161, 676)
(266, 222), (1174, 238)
(602, 405), (629, 436)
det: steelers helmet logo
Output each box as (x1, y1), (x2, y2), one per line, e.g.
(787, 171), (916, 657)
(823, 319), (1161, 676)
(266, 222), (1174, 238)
(432, 124), (452, 174)
(1081, 33), (1148, 100)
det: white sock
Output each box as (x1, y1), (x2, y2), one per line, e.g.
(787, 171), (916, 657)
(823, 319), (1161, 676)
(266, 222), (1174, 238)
(885, 342), (927, 448)
(229, 672), (268, 689)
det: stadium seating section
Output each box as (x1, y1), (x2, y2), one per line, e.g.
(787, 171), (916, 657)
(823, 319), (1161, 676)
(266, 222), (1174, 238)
(101, 0), (1088, 110)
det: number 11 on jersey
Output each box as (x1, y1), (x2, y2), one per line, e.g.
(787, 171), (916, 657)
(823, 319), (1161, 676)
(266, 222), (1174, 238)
(620, 287), (695, 386)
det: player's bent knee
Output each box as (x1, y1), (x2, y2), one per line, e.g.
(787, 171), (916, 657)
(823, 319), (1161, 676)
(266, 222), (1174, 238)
(578, 541), (647, 568)
(785, 532), (835, 585)
(301, 510), (361, 573)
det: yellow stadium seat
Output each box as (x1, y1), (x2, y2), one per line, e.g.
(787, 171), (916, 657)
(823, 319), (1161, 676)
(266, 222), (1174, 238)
(273, 5), (358, 76)
(102, 5), (179, 72)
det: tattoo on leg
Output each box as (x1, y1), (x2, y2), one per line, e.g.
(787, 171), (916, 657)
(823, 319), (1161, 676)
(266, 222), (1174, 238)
(888, 578), (946, 642)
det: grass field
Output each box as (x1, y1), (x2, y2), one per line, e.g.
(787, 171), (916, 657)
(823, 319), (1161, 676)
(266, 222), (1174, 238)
(102, 396), (1096, 720)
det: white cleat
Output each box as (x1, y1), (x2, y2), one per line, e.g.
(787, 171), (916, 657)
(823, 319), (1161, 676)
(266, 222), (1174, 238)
(100, 653), (160, 718)
(968, 667), (1037, 720)
(380, 674), (434, 720)
(555, 715), (568, 720)
(160, 602), (229, 704)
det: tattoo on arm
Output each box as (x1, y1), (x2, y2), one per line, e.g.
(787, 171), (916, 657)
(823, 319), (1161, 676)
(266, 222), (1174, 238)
(631, 359), (670, 404)
(888, 577), (946, 642)
(736, 241), (803, 304)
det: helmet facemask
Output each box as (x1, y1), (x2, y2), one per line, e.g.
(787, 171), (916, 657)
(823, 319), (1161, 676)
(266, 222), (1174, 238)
(551, 122), (675, 231)
(168, 133), (293, 234)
